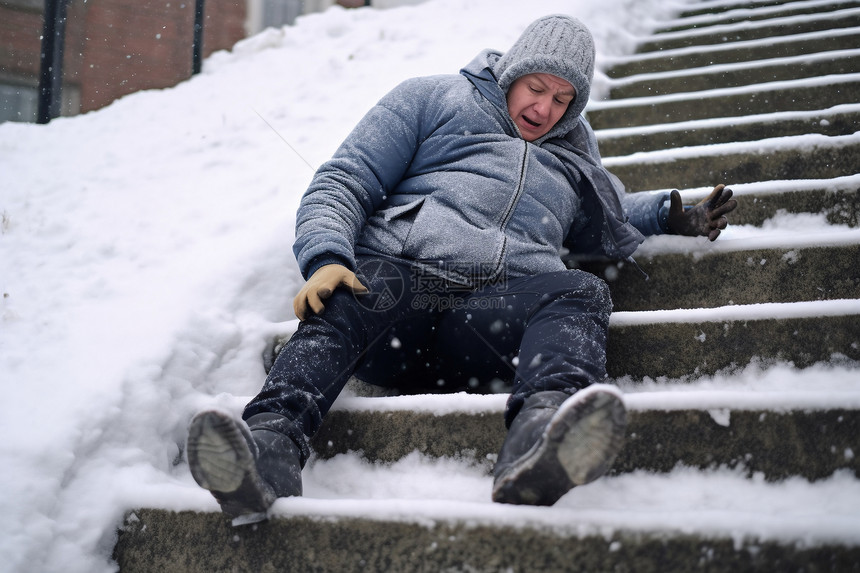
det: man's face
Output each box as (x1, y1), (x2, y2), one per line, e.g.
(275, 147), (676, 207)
(506, 73), (575, 142)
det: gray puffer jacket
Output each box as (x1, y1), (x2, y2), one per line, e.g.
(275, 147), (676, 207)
(292, 50), (669, 286)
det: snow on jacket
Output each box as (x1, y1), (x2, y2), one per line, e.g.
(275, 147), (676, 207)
(292, 50), (670, 286)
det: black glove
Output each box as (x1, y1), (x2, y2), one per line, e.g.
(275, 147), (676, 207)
(667, 184), (738, 241)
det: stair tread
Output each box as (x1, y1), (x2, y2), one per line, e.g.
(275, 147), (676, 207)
(590, 72), (860, 111)
(122, 458), (860, 547)
(270, 477), (860, 543)
(656, 0), (860, 32)
(636, 227), (860, 254)
(227, 359), (860, 415)
(610, 176), (859, 229)
(116, 488), (860, 572)
(595, 104), (860, 155)
(600, 132), (859, 190)
(649, 174), (860, 197)
(587, 75), (860, 130)
(603, 26), (860, 76)
(635, 5), (860, 51)
(616, 45), (860, 77)
(329, 389), (860, 415)
(654, 3), (860, 36)
(601, 130), (859, 161)
(679, 0), (823, 18)
(607, 48), (860, 98)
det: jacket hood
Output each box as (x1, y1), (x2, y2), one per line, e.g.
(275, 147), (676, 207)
(461, 16), (596, 144)
(460, 50), (508, 109)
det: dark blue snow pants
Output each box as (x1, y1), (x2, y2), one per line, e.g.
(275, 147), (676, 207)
(243, 257), (612, 464)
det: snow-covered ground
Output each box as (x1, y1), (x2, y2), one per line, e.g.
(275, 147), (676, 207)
(1, 0), (858, 571)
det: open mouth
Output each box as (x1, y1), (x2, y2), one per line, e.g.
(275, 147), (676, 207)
(522, 116), (541, 128)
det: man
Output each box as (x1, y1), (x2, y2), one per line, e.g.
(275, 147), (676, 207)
(187, 14), (736, 523)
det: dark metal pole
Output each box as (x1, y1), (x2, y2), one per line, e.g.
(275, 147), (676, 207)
(37, 0), (68, 123)
(192, 0), (205, 75)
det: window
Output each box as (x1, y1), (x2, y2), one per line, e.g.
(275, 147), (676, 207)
(247, 0), (307, 33)
(264, 0), (304, 26)
(0, 83), (39, 123)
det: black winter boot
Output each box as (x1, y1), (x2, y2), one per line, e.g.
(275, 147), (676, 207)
(492, 385), (627, 506)
(187, 410), (303, 525)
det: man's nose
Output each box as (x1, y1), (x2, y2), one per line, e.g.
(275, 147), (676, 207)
(532, 96), (550, 117)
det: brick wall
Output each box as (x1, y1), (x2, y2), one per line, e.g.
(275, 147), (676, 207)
(0, 0), (247, 118)
(0, 2), (43, 83)
(204, 0), (248, 60)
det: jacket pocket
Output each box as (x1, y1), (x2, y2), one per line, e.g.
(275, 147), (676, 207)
(380, 197), (426, 222)
(401, 196), (505, 272)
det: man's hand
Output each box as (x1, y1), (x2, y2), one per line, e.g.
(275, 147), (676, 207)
(293, 264), (368, 321)
(667, 184), (738, 241)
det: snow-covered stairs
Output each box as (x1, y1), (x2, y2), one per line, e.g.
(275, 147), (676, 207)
(308, 399), (858, 481)
(113, 1), (860, 570)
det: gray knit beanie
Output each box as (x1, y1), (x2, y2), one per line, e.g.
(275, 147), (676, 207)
(494, 15), (595, 130)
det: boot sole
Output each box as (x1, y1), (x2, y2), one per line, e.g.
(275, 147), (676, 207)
(187, 410), (254, 493)
(493, 385), (627, 505)
(187, 410), (277, 521)
(554, 384), (627, 486)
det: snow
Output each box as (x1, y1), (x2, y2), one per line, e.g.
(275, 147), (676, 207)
(289, 467), (860, 547)
(0, 0), (857, 571)
(639, 223), (860, 254)
(611, 299), (860, 325)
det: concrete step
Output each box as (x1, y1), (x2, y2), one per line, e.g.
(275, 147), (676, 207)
(607, 300), (860, 378)
(605, 27), (860, 77)
(307, 391), (860, 481)
(586, 73), (860, 129)
(113, 502), (860, 573)
(262, 299), (860, 394)
(608, 49), (860, 99)
(657, 0), (860, 33)
(576, 235), (860, 311)
(679, 0), (823, 18)
(603, 132), (860, 191)
(714, 176), (860, 227)
(262, 299), (860, 400)
(595, 104), (860, 156)
(635, 6), (860, 52)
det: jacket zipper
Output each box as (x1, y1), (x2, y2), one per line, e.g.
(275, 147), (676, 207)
(490, 139), (530, 282)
